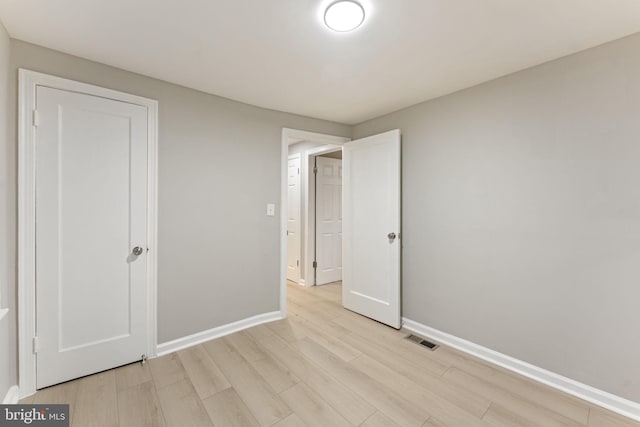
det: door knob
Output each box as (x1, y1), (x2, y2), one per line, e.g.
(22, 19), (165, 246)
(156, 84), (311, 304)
(387, 232), (396, 240)
(132, 246), (144, 256)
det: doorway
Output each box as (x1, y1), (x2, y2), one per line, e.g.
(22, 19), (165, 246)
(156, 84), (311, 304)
(286, 138), (345, 288)
(280, 129), (349, 314)
(281, 128), (403, 329)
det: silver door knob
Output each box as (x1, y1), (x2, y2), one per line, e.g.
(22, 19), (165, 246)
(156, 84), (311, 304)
(387, 232), (396, 240)
(132, 246), (144, 256)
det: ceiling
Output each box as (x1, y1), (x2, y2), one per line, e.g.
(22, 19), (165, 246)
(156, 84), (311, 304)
(1, 1), (639, 125)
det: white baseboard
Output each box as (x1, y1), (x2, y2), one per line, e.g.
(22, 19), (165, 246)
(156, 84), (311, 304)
(402, 318), (640, 422)
(156, 311), (283, 356)
(2, 385), (20, 404)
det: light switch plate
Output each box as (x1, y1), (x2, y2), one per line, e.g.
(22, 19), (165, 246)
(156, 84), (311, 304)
(266, 203), (276, 216)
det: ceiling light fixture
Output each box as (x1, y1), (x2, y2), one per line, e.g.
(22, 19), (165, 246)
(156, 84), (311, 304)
(324, 1), (365, 32)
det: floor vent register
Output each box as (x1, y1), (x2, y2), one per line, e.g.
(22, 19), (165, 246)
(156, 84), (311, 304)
(406, 334), (439, 351)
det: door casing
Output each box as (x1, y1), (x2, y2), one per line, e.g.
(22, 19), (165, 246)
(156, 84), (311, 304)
(17, 69), (159, 398)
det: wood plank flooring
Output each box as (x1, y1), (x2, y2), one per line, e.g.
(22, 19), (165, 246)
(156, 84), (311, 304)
(21, 280), (639, 427)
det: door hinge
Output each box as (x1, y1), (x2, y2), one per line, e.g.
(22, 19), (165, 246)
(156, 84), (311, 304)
(313, 261), (317, 269)
(33, 336), (39, 354)
(32, 110), (40, 127)
(298, 168), (300, 175)
(297, 260), (299, 267)
(313, 165), (318, 174)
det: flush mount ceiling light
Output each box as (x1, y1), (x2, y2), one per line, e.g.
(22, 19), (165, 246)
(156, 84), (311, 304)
(324, 1), (365, 32)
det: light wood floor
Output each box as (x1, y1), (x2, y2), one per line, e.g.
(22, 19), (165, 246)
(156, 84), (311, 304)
(21, 280), (639, 427)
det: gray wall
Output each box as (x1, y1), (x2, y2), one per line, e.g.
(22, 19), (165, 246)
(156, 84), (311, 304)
(3, 32), (639, 404)
(353, 33), (640, 402)
(9, 40), (350, 344)
(0, 19), (16, 400)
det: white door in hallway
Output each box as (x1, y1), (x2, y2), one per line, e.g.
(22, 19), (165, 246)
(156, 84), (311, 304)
(35, 86), (150, 388)
(287, 154), (301, 282)
(343, 129), (402, 328)
(315, 156), (342, 285)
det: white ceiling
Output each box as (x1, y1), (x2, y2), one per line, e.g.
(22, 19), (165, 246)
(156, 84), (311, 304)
(1, 1), (639, 124)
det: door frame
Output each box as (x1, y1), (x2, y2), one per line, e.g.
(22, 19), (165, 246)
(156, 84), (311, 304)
(280, 129), (349, 317)
(17, 69), (159, 398)
(286, 152), (302, 283)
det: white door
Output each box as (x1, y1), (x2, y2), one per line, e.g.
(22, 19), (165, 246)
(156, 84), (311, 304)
(315, 156), (342, 285)
(343, 129), (401, 328)
(36, 86), (149, 388)
(287, 155), (301, 282)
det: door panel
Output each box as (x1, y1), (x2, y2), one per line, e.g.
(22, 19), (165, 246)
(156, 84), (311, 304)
(315, 156), (342, 285)
(36, 86), (149, 388)
(287, 156), (301, 282)
(343, 130), (401, 328)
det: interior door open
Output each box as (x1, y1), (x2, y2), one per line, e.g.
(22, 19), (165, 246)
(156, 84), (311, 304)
(342, 129), (401, 328)
(315, 156), (343, 285)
